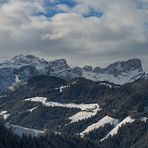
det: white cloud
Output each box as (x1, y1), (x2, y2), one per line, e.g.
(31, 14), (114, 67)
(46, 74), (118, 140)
(0, 0), (148, 70)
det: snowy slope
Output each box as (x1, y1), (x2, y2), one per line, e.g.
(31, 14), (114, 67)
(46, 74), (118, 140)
(68, 109), (98, 123)
(5, 123), (44, 137)
(24, 97), (101, 123)
(101, 116), (135, 141)
(82, 69), (144, 85)
(80, 116), (119, 137)
(0, 54), (49, 71)
(24, 97), (100, 111)
(27, 107), (37, 112)
(0, 111), (9, 120)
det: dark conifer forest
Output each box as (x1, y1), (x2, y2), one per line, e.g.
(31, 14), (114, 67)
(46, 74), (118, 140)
(0, 119), (147, 148)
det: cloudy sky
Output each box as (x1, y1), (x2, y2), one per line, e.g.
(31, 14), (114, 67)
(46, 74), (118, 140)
(0, 0), (148, 70)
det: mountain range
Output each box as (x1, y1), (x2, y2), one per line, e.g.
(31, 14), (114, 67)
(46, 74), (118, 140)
(0, 55), (147, 148)
(0, 54), (147, 93)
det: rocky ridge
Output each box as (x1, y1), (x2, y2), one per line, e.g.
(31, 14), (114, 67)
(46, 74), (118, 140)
(0, 55), (146, 93)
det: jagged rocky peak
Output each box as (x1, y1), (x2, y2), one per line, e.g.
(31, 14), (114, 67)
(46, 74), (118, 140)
(83, 65), (93, 72)
(93, 67), (103, 73)
(1, 54), (49, 69)
(11, 54), (48, 65)
(0, 55), (146, 93)
(81, 58), (145, 85)
(12, 54), (36, 60)
(103, 58), (143, 75)
(92, 58), (143, 75)
(49, 59), (70, 71)
(11, 54), (38, 63)
(49, 59), (70, 78)
(0, 55), (51, 93)
(49, 59), (68, 67)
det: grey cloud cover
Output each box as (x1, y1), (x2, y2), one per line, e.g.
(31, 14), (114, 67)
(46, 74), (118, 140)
(0, 0), (148, 71)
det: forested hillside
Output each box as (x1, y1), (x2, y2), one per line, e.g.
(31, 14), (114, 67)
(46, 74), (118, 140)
(0, 76), (147, 147)
(0, 119), (98, 148)
(0, 118), (147, 148)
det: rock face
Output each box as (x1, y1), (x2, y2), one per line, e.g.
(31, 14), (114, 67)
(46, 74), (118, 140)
(103, 59), (143, 76)
(0, 55), (51, 93)
(83, 65), (93, 72)
(93, 59), (142, 75)
(82, 59), (145, 85)
(0, 55), (146, 93)
(49, 59), (70, 79)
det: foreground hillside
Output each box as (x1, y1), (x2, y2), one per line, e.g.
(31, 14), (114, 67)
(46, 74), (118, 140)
(0, 119), (147, 148)
(0, 119), (98, 148)
(0, 75), (147, 147)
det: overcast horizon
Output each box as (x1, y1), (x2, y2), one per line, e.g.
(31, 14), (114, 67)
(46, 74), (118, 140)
(0, 0), (148, 71)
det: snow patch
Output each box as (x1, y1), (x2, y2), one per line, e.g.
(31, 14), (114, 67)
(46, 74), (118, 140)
(100, 83), (113, 88)
(80, 116), (119, 137)
(25, 97), (47, 104)
(9, 85), (16, 91)
(15, 75), (21, 83)
(0, 95), (7, 98)
(8, 75), (21, 91)
(69, 110), (97, 124)
(141, 117), (148, 122)
(24, 97), (101, 123)
(55, 85), (69, 92)
(24, 97), (100, 111)
(0, 111), (9, 120)
(101, 116), (135, 141)
(82, 69), (144, 85)
(27, 107), (37, 112)
(5, 123), (44, 137)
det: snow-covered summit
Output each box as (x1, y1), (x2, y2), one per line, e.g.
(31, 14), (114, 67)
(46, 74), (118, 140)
(101, 58), (143, 75)
(81, 58), (145, 84)
(48, 58), (146, 84)
(0, 55), (51, 93)
(1, 54), (49, 70)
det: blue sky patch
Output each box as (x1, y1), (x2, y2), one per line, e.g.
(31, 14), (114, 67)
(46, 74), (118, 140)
(43, 0), (77, 8)
(57, 0), (77, 7)
(137, 2), (148, 9)
(36, 11), (65, 18)
(37, 0), (77, 17)
(36, 0), (103, 18)
(144, 23), (148, 29)
(84, 9), (103, 18)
